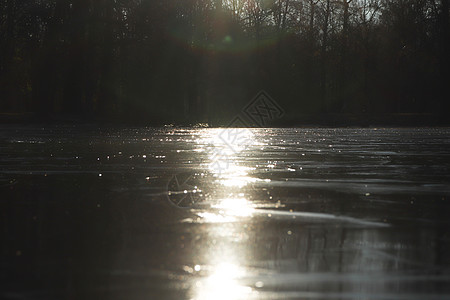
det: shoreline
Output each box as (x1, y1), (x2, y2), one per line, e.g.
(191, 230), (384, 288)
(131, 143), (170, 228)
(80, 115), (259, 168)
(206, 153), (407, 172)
(0, 112), (448, 127)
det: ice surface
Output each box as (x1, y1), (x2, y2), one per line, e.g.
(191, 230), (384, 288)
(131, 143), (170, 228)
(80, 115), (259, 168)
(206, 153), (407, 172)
(1, 126), (450, 299)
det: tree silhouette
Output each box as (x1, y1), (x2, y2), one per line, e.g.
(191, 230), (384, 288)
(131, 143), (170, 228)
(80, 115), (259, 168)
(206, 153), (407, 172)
(0, 0), (448, 125)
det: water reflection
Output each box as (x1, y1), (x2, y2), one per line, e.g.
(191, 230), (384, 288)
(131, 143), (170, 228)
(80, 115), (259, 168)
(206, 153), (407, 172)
(184, 127), (450, 299)
(193, 262), (255, 300)
(213, 198), (254, 217)
(201, 128), (257, 177)
(217, 166), (256, 188)
(196, 198), (254, 223)
(191, 207), (256, 300)
(2, 126), (450, 299)
(191, 128), (259, 299)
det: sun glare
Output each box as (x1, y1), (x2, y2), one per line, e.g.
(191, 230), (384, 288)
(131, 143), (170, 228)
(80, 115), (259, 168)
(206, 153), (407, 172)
(197, 197), (254, 223)
(191, 129), (258, 300)
(213, 197), (254, 217)
(193, 262), (254, 300)
(197, 128), (258, 177)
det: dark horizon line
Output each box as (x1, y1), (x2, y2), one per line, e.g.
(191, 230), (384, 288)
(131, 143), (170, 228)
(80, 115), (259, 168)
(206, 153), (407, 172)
(1, 112), (449, 127)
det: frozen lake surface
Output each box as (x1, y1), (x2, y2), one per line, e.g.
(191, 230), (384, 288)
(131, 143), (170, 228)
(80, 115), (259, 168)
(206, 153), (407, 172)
(1, 126), (450, 299)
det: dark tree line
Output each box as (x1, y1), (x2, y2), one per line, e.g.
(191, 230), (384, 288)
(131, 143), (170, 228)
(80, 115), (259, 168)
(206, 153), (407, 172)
(0, 0), (449, 124)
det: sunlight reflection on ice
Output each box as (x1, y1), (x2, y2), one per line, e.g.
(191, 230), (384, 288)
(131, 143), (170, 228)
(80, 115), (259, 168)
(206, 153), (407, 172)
(219, 176), (256, 188)
(193, 262), (255, 300)
(196, 128), (259, 178)
(190, 128), (260, 299)
(213, 198), (255, 217)
(196, 198), (255, 223)
(202, 128), (257, 153)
